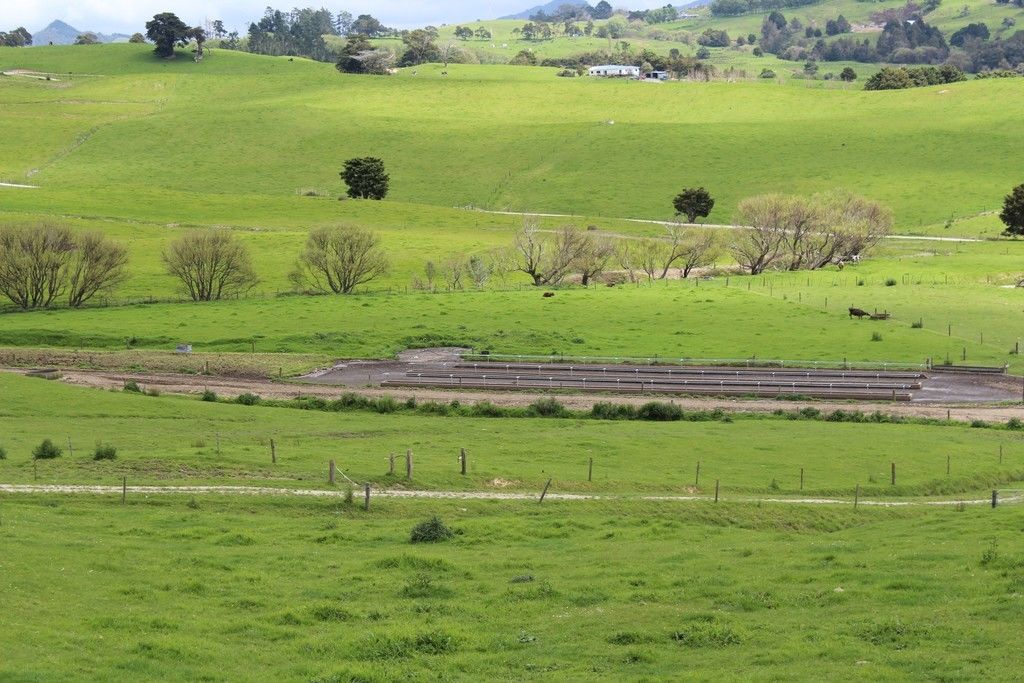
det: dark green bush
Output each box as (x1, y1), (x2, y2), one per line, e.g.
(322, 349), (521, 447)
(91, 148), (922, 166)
(236, 392), (261, 406)
(591, 402), (637, 420)
(374, 396), (399, 413)
(93, 444), (117, 461)
(636, 401), (684, 421)
(469, 401), (505, 417)
(527, 398), (568, 417)
(123, 380), (141, 393)
(32, 439), (62, 460)
(410, 516), (454, 544)
(1008, 418), (1024, 430)
(200, 389), (218, 402)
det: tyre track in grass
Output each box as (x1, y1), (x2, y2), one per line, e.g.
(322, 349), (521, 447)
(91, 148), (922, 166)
(0, 483), (1017, 507)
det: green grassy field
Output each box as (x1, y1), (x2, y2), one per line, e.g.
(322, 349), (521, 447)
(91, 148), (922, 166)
(2, 494), (1024, 681)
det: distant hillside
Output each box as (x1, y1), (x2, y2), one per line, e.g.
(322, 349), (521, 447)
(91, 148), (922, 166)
(499, 0), (589, 20)
(33, 20), (129, 46)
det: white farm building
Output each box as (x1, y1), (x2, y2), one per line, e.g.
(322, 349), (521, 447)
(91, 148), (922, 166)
(588, 64), (641, 78)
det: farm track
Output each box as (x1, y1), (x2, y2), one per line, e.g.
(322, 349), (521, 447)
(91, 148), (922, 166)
(0, 483), (1016, 507)
(13, 368), (1024, 423)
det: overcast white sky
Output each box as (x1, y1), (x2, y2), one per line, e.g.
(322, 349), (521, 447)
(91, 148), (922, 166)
(5, 1), (667, 34)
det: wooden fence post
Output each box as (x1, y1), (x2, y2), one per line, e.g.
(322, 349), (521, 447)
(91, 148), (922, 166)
(460, 448), (467, 476)
(695, 461), (701, 488)
(800, 467), (804, 490)
(329, 459), (336, 485)
(539, 478), (552, 504)
(588, 457), (593, 482)
(854, 484), (860, 509)
(364, 483), (371, 511)
(270, 438), (276, 464)
(992, 490), (999, 508)
(891, 462), (896, 486)
(389, 453), (395, 475)
(714, 479), (720, 503)
(122, 476), (127, 504)
(67, 437), (73, 458)
(406, 449), (413, 480)
(946, 454), (951, 476)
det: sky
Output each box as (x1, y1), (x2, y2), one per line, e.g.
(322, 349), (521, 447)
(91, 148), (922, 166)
(5, 1), (669, 35)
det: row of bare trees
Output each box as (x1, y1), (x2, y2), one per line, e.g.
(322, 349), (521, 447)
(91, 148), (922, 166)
(165, 226), (389, 301)
(0, 224), (128, 310)
(729, 192), (892, 275)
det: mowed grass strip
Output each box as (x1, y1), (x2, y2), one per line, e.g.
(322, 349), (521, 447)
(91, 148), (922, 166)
(0, 373), (1021, 495)
(1, 495), (1023, 680)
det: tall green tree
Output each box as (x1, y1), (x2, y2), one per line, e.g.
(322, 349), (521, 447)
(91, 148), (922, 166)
(341, 158), (389, 200)
(1001, 184), (1024, 237)
(399, 29), (439, 65)
(145, 12), (190, 58)
(673, 188), (715, 223)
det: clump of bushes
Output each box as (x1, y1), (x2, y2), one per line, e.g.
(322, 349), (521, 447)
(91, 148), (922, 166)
(123, 380), (142, 393)
(200, 389), (218, 402)
(911, 320), (923, 329)
(235, 392), (261, 406)
(885, 278), (897, 287)
(93, 444), (117, 461)
(871, 332), (883, 342)
(636, 401), (684, 421)
(410, 516), (454, 544)
(527, 398), (569, 418)
(32, 438), (62, 460)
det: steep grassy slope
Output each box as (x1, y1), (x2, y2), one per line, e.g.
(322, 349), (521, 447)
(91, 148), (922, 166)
(1, 44), (1022, 228)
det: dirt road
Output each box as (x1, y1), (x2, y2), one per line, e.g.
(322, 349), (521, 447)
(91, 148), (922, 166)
(0, 483), (1015, 507)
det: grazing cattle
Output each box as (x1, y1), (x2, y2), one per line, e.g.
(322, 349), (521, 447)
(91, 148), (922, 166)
(849, 307), (870, 319)
(543, 292), (555, 298)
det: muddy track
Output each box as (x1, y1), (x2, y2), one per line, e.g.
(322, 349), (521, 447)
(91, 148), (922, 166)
(11, 367), (1024, 423)
(0, 483), (1017, 507)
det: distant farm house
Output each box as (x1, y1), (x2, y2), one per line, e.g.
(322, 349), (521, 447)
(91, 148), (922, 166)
(588, 64), (641, 78)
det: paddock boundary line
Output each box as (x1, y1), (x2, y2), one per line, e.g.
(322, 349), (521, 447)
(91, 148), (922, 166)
(0, 484), (1020, 508)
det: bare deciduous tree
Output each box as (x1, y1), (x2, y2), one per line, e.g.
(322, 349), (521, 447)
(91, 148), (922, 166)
(164, 229), (259, 301)
(730, 195), (791, 275)
(575, 233), (615, 286)
(677, 227), (720, 278)
(67, 232), (128, 307)
(441, 257), (465, 290)
(290, 225), (387, 295)
(0, 224), (75, 309)
(511, 222), (589, 286)
(467, 254), (494, 289)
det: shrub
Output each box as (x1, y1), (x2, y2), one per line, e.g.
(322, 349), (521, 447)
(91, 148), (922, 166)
(591, 402), (637, 420)
(885, 278), (897, 286)
(0, 445), (5, 460)
(871, 332), (883, 342)
(236, 392), (261, 405)
(32, 439), (62, 460)
(911, 320), (923, 329)
(410, 516), (454, 543)
(93, 444), (117, 461)
(374, 396), (399, 413)
(123, 380), (142, 393)
(527, 398), (569, 417)
(1007, 418), (1023, 430)
(200, 389), (218, 402)
(758, 68), (776, 78)
(636, 401), (684, 421)
(971, 419), (989, 428)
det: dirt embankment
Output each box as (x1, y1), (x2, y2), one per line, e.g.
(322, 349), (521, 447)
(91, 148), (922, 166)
(14, 367), (1024, 424)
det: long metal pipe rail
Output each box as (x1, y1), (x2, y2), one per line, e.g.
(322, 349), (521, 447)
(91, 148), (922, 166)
(403, 370), (921, 391)
(453, 362), (925, 381)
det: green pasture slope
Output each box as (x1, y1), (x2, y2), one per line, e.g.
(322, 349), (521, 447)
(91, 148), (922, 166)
(2, 494), (1024, 681)
(3, 372), (1023, 495)
(1, 44), (1022, 228)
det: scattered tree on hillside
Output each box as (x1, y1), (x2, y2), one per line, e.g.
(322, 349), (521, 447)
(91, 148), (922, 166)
(399, 29), (440, 66)
(162, 230), (258, 301)
(1000, 184), (1024, 237)
(592, 1), (613, 19)
(187, 26), (207, 60)
(454, 26), (473, 41)
(509, 49), (538, 65)
(574, 233), (616, 286)
(290, 226), (388, 294)
(0, 27), (32, 47)
(341, 157), (389, 199)
(673, 187), (715, 224)
(66, 233), (129, 308)
(335, 11), (353, 35)
(212, 19), (226, 39)
(74, 32), (100, 45)
(950, 22), (989, 47)
(129, 32), (146, 43)
(145, 12), (191, 58)
(509, 223), (590, 286)
(350, 14), (388, 37)
(697, 28), (730, 47)
(475, 27), (492, 40)
(0, 224), (126, 309)
(730, 195), (792, 275)
(840, 67), (857, 81)
(247, 7), (336, 61)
